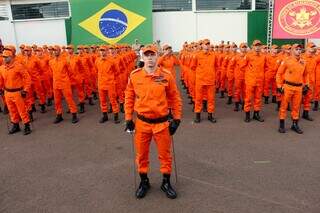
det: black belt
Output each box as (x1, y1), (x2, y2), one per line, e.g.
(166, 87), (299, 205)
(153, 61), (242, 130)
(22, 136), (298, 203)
(4, 87), (23, 92)
(284, 81), (302, 87)
(137, 114), (168, 124)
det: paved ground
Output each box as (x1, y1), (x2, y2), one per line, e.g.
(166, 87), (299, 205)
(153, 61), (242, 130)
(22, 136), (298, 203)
(0, 75), (320, 213)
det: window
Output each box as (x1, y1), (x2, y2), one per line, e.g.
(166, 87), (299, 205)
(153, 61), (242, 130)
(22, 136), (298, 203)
(196, 0), (252, 11)
(153, 0), (192, 12)
(255, 0), (268, 10)
(0, 3), (9, 20)
(11, 1), (69, 20)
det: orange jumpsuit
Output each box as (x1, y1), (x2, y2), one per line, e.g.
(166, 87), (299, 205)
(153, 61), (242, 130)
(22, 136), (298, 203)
(220, 52), (231, 92)
(244, 52), (266, 112)
(264, 54), (279, 97)
(158, 54), (180, 80)
(49, 56), (78, 115)
(66, 54), (86, 103)
(226, 52), (237, 97)
(233, 54), (247, 103)
(191, 51), (216, 113)
(37, 54), (53, 100)
(314, 55), (320, 101)
(125, 67), (182, 174)
(95, 56), (119, 113)
(113, 55), (126, 104)
(0, 59), (31, 124)
(78, 53), (93, 98)
(277, 57), (309, 120)
(23, 55), (46, 110)
(302, 54), (318, 111)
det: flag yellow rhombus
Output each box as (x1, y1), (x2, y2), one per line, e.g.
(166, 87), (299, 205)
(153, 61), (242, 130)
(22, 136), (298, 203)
(79, 2), (146, 44)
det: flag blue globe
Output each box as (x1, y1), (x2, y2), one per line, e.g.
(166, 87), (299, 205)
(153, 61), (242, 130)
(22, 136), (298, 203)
(99, 10), (128, 39)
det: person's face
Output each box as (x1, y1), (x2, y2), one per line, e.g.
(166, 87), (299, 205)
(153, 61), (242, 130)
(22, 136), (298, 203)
(54, 49), (60, 57)
(142, 51), (158, 68)
(4, 56), (13, 64)
(261, 48), (267, 53)
(224, 47), (230, 52)
(100, 49), (107, 57)
(67, 48), (74, 54)
(26, 50), (32, 56)
(36, 51), (43, 57)
(78, 49), (84, 54)
(202, 43), (210, 51)
(164, 47), (172, 55)
(307, 47), (316, 54)
(292, 47), (302, 57)
(240, 47), (247, 53)
(254, 45), (261, 53)
(271, 48), (278, 55)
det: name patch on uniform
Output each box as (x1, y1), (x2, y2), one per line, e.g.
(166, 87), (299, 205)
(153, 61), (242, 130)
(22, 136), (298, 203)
(153, 75), (168, 84)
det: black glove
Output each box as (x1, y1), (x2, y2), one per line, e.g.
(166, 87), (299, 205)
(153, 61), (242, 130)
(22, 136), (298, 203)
(125, 120), (135, 132)
(0, 89), (3, 96)
(302, 85), (309, 96)
(277, 87), (284, 94)
(21, 90), (27, 98)
(169, 119), (181, 136)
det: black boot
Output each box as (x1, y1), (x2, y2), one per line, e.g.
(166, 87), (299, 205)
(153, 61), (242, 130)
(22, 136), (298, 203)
(287, 104), (291, 111)
(215, 88), (219, 94)
(53, 114), (63, 124)
(3, 105), (8, 114)
(88, 97), (94, 106)
(202, 100), (207, 112)
(227, 96), (232, 105)
(272, 96), (277, 103)
(161, 174), (177, 199)
(264, 96), (269, 104)
(278, 119), (285, 133)
(114, 113), (120, 124)
(194, 113), (201, 123)
(0, 106), (2, 113)
(208, 113), (217, 123)
(253, 111), (264, 122)
(313, 101), (319, 111)
(47, 98), (53, 106)
(28, 111), (34, 122)
(92, 92), (98, 100)
(71, 113), (79, 124)
(31, 104), (37, 112)
(108, 104), (113, 113)
(9, 123), (21, 134)
(188, 99), (194, 105)
(220, 91), (225, 98)
(276, 101), (281, 111)
(244, 111), (251, 123)
(302, 110), (313, 121)
(135, 173), (150, 199)
(120, 103), (125, 113)
(23, 123), (32, 135)
(79, 103), (85, 114)
(234, 102), (240, 112)
(291, 120), (303, 134)
(99, 112), (108, 123)
(40, 104), (46, 113)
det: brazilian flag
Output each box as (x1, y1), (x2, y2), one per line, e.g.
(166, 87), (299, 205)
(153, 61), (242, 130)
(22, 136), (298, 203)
(69, 0), (153, 45)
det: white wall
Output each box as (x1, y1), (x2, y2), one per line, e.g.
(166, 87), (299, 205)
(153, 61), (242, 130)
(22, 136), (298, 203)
(153, 11), (248, 51)
(0, 21), (17, 45)
(14, 19), (67, 46)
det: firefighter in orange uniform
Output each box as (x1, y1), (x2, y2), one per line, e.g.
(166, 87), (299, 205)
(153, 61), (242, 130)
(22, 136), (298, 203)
(243, 40), (266, 122)
(158, 44), (180, 80)
(49, 45), (79, 124)
(95, 46), (120, 124)
(190, 39), (216, 123)
(226, 43), (238, 105)
(313, 46), (320, 111)
(277, 44), (309, 134)
(125, 45), (182, 199)
(0, 48), (32, 135)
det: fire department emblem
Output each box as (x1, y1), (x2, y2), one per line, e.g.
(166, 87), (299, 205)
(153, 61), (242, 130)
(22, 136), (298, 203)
(278, 0), (320, 36)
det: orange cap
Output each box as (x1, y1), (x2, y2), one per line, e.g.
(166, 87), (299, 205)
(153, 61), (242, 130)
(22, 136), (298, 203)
(4, 45), (16, 54)
(292, 43), (303, 49)
(282, 44), (291, 50)
(202, 39), (210, 45)
(306, 42), (316, 48)
(19, 44), (25, 49)
(99, 46), (108, 51)
(252, 40), (262, 46)
(62, 46), (66, 49)
(35, 47), (43, 52)
(142, 45), (158, 54)
(24, 46), (32, 51)
(239, 43), (248, 48)
(43, 45), (48, 49)
(271, 45), (279, 49)
(53, 45), (61, 51)
(66, 45), (74, 49)
(162, 44), (172, 50)
(2, 50), (14, 57)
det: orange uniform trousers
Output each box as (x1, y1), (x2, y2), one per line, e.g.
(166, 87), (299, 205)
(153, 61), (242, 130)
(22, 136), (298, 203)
(227, 78), (234, 97)
(53, 87), (78, 114)
(5, 91), (30, 124)
(279, 84), (302, 120)
(134, 119), (172, 174)
(263, 76), (277, 97)
(195, 84), (215, 113)
(244, 84), (263, 112)
(98, 85), (119, 113)
(234, 79), (246, 102)
(71, 83), (86, 104)
(302, 89), (313, 111)
(25, 81), (46, 111)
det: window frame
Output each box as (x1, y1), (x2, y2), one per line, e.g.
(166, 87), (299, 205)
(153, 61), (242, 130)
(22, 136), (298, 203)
(10, 1), (71, 22)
